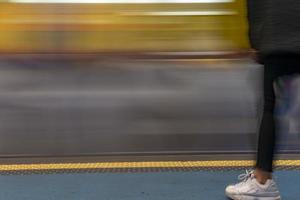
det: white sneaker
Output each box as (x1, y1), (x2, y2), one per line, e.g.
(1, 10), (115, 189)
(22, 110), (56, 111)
(225, 170), (281, 200)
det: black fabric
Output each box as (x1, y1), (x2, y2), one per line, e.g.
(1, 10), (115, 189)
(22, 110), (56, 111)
(256, 55), (300, 172)
(247, 0), (300, 59)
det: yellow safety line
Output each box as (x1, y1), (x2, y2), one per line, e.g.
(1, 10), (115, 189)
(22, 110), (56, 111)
(0, 160), (299, 171)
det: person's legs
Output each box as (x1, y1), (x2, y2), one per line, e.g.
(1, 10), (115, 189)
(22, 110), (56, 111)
(225, 55), (300, 199)
(255, 62), (280, 183)
(255, 56), (300, 183)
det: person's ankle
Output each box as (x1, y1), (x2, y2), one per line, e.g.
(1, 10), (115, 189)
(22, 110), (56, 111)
(254, 168), (272, 184)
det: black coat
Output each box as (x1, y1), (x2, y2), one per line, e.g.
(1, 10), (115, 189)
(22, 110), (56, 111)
(247, 0), (300, 59)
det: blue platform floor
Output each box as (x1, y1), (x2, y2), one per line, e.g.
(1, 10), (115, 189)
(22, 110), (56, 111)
(0, 170), (299, 200)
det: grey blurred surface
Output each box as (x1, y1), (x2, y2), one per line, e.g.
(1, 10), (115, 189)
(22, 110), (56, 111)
(0, 57), (299, 157)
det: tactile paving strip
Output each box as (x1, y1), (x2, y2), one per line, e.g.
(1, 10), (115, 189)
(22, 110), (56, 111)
(0, 160), (299, 175)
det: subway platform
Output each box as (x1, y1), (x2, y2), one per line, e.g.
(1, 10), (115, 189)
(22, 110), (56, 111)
(0, 156), (299, 200)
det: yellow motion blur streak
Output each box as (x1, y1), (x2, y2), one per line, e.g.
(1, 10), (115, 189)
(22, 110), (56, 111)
(0, 160), (299, 171)
(0, 1), (249, 53)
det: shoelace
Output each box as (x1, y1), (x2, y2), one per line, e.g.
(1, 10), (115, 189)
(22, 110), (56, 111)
(238, 169), (254, 182)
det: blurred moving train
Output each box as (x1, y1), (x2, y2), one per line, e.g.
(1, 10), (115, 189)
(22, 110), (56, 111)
(3, 0), (298, 157)
(0, 0), (249, 53)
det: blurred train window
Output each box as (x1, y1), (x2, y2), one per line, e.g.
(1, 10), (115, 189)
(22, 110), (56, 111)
(10, 0), (234, 3)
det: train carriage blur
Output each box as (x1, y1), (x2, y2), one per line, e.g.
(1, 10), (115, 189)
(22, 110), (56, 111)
(0, 0), (299, 157)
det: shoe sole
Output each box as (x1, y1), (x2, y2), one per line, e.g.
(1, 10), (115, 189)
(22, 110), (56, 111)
(226, 192), (281, 200)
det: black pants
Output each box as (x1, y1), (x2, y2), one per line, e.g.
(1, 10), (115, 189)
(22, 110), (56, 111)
(256, 54), (300, 172)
